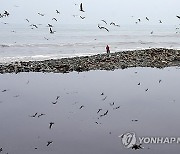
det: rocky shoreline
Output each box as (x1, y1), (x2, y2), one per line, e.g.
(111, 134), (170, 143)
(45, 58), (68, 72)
(0, 48), (180, 74)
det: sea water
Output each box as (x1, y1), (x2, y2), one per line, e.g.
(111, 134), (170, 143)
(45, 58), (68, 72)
(0, 23), (180, 63)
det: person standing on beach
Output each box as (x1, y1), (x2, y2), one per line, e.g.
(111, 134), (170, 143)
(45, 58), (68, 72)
(106, 45), (110, 53)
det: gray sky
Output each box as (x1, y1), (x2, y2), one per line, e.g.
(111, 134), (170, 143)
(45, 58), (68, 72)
(1, 0), (180, 25)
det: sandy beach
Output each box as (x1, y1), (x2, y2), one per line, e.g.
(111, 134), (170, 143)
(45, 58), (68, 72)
(0, 66), (180, 154)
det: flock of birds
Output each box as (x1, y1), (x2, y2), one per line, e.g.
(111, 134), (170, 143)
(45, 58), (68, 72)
(2, 2), (180, 37)
(0, 73), (165, 153)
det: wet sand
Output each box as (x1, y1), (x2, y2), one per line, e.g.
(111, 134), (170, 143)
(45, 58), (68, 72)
(0, 67), (180, 153)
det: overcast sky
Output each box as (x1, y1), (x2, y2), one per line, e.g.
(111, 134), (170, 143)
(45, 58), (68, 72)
(1, 0), (180, 25)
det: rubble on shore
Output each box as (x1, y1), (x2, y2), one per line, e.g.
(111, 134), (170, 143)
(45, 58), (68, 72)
(0, 48), (180, 74)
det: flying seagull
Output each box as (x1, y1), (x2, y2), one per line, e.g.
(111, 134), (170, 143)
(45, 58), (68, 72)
(49, 122), (54, 129)
(100, 110), (108, 117)
(49, 27), (55, 34)
(29, 112), (38, 118)
(38, 113), (45, 118)
(56, 10), (60, 14)
(25, 19), (29, 22)
(98, 24), (109, 32)
(47, 23), (53, 27)
(110, 22), (120, 27)
(146, 17), (149, 21)
(80, 3), (85, 12)
(47, 141), (53, 146)
(80, 16), (85, 19)
(4, 10), (10, 16)
(131, 144), (144, 150)
(97, 108), (102, 113)
(79, 105), (84, 109)
(101, 20), (107, 24)
(38, 13), (45, 16)
(52, 17), (58, 21)
(176, 15), (180, 19)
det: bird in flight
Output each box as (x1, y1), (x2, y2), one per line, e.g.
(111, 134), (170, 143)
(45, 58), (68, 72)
(146, 17), (149, 21)
(97, 108), (102, 113)
(47, 141), (53, 146)
(52, 17), (58, 21)
(100, 110), (108, 117)
(176, 15), (180, 19)
(4, 10), (10, 17)
(56, 10), (60, 14)
(47, 23), (53, 27)
(98, 24), (109, 32)
(49, 27), (56, 34)
(29, 112), (38, 118)
(110, 22), (120, 27)
(25, 19), (29, 22)
(101, 20), (107, 24)
(80, 3), (85, 12)
(79, 105), (84, 109)
(80, 16), (85, 19)
(49, 122), (54, 129)
(38, 13), (45, 16)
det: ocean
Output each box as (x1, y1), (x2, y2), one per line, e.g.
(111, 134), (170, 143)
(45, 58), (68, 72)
(0, 23), (180, 63)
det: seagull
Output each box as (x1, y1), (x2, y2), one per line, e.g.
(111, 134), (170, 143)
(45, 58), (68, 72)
(131, 144), (144, 150)
(31, 24), (38, 28)
(52, 17), (58, 21)
(113, 106), (120, 110)
(38, 113), (45, 118)
(4, 10), (9, 16)
(110, 102), (115, 106)
(49, 27), (55, 34)
(132, 119), (138, 122)
(44, 37), (49, 40)
(47, 141), (53, 146)
(49, 122), (54, 129)
(56, 10), (60, 14)
(1, 89), (8, 92)
(25, 19), (29, 22)
(80, 3), (85, 12)
(80, 16), (85, 19)
(110, 22), (120, 27)
(52, 101), (57, 104)
(102, 96), (107, 101)
(79, 105), (84, 109)
(56, 96), (60, 100)
(146, 17), (149, 21)
(38, 13), (45, 16)
(101, 20), (107, 24)
(97, 108), (102, 113)
(100, 26), (109, 32)
(30, 112), (38, 118)
(110, 22), (116, 26)
(47, 24), (53, 27)
(176, 15), (180, 19)
(100, 110), (108, 117)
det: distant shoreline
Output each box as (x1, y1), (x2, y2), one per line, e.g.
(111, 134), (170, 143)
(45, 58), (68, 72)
(0, 48), (180, 74)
